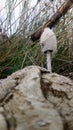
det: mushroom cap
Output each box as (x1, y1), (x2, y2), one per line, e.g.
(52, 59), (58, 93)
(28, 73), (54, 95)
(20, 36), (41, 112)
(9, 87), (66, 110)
(40, 28), (57, 53)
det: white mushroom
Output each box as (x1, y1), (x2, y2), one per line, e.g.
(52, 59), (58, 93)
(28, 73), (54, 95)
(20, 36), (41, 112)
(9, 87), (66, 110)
(40, 27), (57, 72)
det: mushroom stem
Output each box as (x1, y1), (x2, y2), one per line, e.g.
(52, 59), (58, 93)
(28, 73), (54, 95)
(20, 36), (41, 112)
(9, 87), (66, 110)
(46, 51), (52, 72)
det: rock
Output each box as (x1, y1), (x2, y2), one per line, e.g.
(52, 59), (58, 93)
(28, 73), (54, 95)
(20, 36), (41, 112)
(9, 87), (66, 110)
(0, 112), (7, 130)
(41, 73), (73, 130)
(0, 66), (73, 130)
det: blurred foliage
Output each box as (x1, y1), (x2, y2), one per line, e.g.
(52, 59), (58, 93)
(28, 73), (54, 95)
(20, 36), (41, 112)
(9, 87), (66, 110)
(0, 28), (73, 79)
(0, 0), (73, 79)
(0, 35), (46, 78)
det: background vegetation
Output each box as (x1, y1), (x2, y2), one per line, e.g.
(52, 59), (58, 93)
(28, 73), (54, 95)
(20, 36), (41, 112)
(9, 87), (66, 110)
(0, 0), (73, 79)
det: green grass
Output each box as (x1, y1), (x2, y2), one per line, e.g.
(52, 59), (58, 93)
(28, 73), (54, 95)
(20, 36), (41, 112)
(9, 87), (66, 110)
(0, 29), (73, 79)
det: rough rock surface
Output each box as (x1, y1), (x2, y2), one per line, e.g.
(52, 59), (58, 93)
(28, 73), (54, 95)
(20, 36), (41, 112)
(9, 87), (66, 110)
(0, 66), (73, 130)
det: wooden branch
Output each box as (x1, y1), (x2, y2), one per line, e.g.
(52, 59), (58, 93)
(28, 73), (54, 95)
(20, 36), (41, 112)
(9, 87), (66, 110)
(31, 0), (73, 42)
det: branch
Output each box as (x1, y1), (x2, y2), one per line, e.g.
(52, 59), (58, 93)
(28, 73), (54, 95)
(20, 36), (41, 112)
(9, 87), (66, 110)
(31, 0), (73, 42)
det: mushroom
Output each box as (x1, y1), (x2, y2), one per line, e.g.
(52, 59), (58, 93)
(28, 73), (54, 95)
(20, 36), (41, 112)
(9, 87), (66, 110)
(40, 27), (57, 72)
